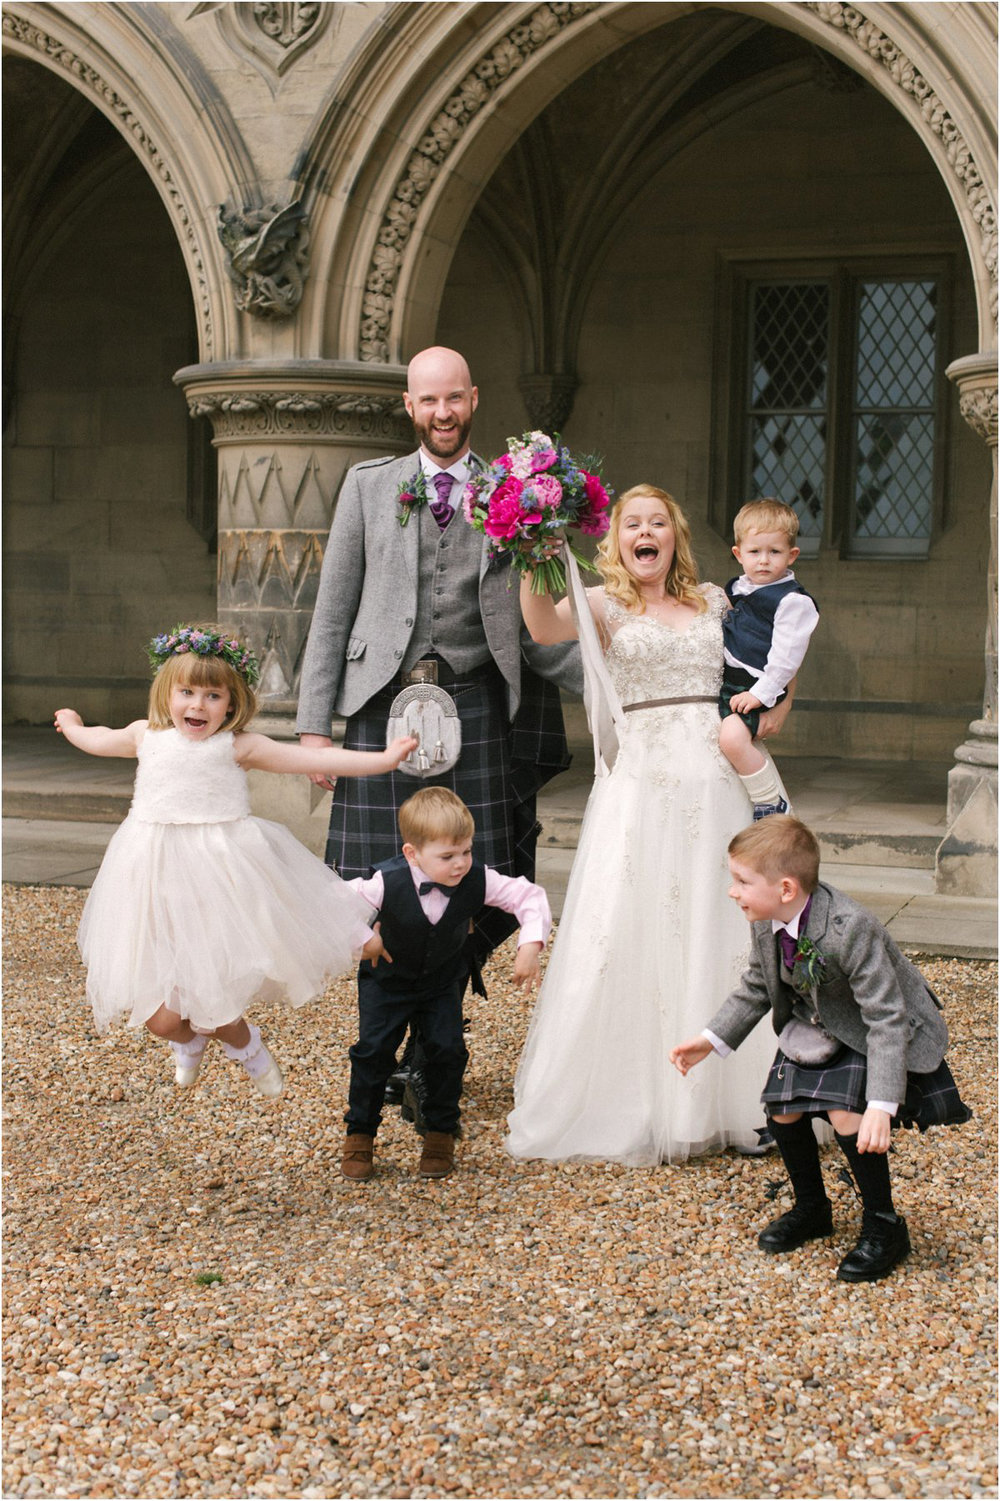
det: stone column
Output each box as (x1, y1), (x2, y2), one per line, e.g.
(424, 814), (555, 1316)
(935, 351), (998, 897)
(173, 358), (411, 848)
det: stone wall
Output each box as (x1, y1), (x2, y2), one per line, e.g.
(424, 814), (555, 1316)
(3, 142), (215, 727)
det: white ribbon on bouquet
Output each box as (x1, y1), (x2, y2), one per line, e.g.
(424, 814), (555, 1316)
(561, 537), (626, 778)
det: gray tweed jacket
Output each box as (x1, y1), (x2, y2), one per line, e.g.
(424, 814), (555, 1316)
(706, 881), (948, 1104)
(296, 451), (582, 732)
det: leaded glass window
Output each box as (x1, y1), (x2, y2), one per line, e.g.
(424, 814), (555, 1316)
(719, 261), (946, 559)
(747, 282), (829, 546)
(851, 280), (936, 554)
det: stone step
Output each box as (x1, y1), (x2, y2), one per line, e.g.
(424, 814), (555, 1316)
(4, 786), (132, 824)
(538, 801), (941, 869)
(6, 780), (942, 869)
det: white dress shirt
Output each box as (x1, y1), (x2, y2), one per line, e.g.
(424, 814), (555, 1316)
(724, 571), (819, 708)
(419, 453), (473, 494)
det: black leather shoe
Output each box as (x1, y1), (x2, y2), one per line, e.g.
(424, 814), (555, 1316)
(758, 1201), (833, 1253)
(400, 1070), (429, 1135)
(836, 1212), (911, 1283)
(383, 1069), (409, 1106)
(400, 1070), (463, 1139)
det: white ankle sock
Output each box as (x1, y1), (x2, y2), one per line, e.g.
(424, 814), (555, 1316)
(740, 765), (782, 806)
(220, 1023), (273, 1078)
(171, 1035), (208, 1060)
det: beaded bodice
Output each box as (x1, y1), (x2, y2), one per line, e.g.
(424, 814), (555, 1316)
(131, 728), (250, 824)
(602, 585), (727, 703)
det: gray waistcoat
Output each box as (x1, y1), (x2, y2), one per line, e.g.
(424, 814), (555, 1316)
(404, 503), (492, 672)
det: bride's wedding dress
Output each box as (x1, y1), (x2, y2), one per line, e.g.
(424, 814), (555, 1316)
(506, 584), (776, 1165)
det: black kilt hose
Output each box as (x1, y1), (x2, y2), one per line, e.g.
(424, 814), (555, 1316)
(326, 658), (569, 960)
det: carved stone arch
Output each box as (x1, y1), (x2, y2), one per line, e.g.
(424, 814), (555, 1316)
(2, 2), (258, 361)
(311, 1), (994, 364)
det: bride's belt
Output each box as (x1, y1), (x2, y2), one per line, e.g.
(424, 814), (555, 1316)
(622, 695), (717, 712)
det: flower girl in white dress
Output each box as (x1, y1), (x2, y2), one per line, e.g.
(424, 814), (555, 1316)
(506, 487), (789, 1165)
(55, 625), (416, 1097)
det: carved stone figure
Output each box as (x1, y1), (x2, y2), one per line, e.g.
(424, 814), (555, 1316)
(218, 200), (309, 318)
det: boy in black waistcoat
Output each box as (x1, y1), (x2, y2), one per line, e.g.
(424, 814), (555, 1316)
(342, 787), (551, 1181)
(719, 498), (819, 819)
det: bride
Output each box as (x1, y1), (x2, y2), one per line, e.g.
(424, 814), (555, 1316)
(506, 484), (788, 1165)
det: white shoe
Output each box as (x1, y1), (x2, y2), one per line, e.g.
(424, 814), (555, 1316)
(251, 1053), (284, 1098)
(171, 1039), (208, 1088)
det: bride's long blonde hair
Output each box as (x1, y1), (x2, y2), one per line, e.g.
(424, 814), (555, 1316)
(597, 484), (706, 614)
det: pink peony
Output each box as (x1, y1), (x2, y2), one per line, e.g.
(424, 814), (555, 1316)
(484, 478), (541, 539)
(524, 474), (563, 509)
(583, 471), (611, 511)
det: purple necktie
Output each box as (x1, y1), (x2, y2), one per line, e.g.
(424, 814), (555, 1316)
(778, 896), (811, 971)
(429, 471), (454, 529)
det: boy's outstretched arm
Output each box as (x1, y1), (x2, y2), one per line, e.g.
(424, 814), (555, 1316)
(669, 1035), (715, 1075)
(512, 940), (543, 992)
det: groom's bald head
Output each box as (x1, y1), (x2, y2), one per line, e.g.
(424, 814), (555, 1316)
(404, 347), (478, 463)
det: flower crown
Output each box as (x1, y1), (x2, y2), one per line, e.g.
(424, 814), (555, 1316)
(147, 625), (261, 688)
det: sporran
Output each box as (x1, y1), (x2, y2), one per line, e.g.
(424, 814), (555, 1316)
(387, 683), (462, 778)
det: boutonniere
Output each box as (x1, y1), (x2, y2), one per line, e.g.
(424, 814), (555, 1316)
(397, 470), (430, 527)
(790, 935), (826, 996)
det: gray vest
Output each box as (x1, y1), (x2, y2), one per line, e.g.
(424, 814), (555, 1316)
(404, 501), (492, 672)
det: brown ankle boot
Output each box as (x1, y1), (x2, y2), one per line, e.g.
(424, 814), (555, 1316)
(341, 1133), (375, 1181)
(418, 1131), (455, 1179)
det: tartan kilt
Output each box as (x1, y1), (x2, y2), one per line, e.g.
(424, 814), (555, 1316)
(761, 1046), (972, 1133)
(326, 665), (515, 880)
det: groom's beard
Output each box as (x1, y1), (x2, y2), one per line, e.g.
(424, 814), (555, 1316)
(412, 414), (473, 462)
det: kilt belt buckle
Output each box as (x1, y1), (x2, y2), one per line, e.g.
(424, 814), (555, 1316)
(387, 674), (461, 778)
(402, 658), (439, 686)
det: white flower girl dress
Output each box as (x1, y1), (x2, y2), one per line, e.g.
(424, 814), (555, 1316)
(79, 727), (371, 1034)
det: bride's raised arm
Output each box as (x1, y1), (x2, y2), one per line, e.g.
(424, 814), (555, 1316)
(518, 569), (578, 643)
(519, 559), (608, 646)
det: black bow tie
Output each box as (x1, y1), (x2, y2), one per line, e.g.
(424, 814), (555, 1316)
(419, 880), (452, 896)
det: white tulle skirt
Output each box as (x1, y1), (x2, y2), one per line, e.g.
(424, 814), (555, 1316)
(506, 701), (777, 1165)
(79, 813), (371, 1033)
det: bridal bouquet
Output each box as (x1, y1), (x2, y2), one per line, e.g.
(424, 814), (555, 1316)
(462, 430), (613, 594)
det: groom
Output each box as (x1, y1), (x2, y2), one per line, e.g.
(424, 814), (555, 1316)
(296, 344), (581, 964)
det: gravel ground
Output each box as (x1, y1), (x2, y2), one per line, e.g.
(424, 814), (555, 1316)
(3, 884), (997, 1501)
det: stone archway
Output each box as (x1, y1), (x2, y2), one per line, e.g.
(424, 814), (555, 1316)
(304, 2), (995, 366)
(2, 53), (217, 726)
(2, 1), (256, 362)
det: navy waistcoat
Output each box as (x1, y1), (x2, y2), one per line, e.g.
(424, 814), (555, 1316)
(364, 854), (486, 985)
(723, 577), (816, 672)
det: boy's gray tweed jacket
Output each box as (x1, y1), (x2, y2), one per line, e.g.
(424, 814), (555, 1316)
(706, 881), (948, 1105)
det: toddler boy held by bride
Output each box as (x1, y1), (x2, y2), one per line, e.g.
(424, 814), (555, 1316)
(718, 499), (819, 819)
